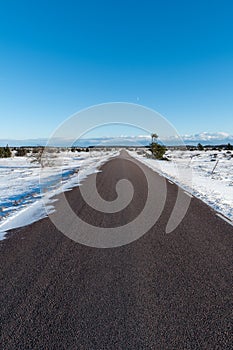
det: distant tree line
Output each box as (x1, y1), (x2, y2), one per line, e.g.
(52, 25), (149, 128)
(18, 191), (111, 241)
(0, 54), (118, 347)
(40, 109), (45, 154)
(0, 145), (11, 158)
(15, 147), (28, 156)
(187, 142), (233, 151)
(0, 146), (92, 159)
(71, 147), (89, 152)
(226, 143), (233, 150)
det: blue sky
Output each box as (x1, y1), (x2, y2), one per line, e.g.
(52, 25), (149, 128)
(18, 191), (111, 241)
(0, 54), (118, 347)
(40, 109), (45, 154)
(0, 0), (233, 140)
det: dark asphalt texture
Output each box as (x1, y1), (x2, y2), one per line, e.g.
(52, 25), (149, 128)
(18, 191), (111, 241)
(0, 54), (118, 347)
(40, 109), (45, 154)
(1, 151), (233, 349)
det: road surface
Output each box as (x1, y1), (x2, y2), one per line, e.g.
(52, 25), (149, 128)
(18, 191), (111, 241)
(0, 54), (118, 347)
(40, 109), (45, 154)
(1, 151), (233, 349)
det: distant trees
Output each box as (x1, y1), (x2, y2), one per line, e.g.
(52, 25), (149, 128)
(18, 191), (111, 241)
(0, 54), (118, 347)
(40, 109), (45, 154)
(149, 133), (166, 160)
(15, 147), (28, 157)
(195, 143), (232, 151)
(0, 144), (11, 158)
(197, 143), (204, 151)
(226, 143), (233, 150)
(71, 147), (86, 152)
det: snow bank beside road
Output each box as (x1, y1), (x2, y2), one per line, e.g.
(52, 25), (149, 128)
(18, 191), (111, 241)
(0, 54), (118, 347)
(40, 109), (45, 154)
(0, 151), (118, 239)
(129, 150), (233, 221)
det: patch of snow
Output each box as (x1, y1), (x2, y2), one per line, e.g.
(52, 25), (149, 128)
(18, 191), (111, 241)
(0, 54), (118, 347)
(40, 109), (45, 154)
(0, 150), (118, 239)
(129, 150), (233, 221)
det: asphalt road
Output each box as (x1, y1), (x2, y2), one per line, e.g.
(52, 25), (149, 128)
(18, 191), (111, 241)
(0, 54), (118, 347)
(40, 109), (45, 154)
(1, 151), (233, 349)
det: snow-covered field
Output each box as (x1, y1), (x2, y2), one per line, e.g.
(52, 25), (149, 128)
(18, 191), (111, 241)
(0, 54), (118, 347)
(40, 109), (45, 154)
(130, 149), (233, 221)
(0, 150), (118, 239)
(1, 148), (232, 240)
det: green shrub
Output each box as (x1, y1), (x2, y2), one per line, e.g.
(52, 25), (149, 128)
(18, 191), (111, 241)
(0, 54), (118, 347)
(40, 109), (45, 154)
(0, 145), (11, 158)
(149, 142), (166, 160)
(15, 148), (28, 156)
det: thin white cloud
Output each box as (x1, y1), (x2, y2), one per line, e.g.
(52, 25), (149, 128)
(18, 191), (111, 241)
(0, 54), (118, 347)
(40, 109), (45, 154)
(1, 132), (232, 147)
(181, 132), (232, 141)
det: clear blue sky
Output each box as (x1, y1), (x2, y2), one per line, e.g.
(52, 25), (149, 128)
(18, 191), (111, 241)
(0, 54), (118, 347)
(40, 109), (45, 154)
(0, 0), (233, 139)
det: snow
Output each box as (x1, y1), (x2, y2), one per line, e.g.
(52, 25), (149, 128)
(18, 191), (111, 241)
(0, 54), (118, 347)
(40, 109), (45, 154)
(129, 149), (233, 221)
(0, 150), (118, 239)
(1, 148), (232, 240)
